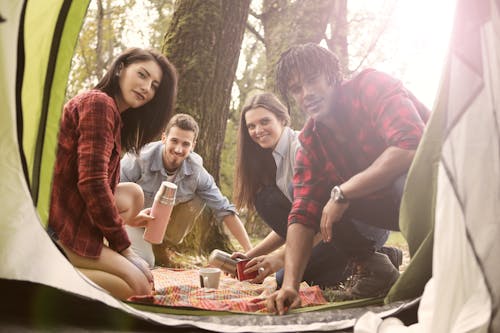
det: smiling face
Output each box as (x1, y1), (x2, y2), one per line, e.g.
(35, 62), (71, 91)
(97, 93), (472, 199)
(244, 107), (285, 150)
(115, 60), (163, 112)
(287, 71), (336, 118)
(161, 126), (196, 172)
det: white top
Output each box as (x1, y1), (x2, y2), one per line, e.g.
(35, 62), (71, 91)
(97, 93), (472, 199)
(272, 126), (301, 202)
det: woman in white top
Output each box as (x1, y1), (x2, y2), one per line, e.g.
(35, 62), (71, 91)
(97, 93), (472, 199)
(233, 92), (349, 288)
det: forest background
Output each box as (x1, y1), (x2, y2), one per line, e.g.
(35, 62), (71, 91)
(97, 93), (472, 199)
(66, 0), (454, 266)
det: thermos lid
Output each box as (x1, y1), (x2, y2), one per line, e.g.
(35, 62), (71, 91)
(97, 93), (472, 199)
(156, 181), (177, 203)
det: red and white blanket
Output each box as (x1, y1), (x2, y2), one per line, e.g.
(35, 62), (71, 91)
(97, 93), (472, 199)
(128, 267), (327, 313)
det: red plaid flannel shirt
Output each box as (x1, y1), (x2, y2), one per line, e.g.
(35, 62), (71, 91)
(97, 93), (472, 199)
(49, 90), (130, 258)
(289, 69), (430, 231)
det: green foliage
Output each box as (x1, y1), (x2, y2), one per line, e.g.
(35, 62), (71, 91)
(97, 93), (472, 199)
(143, 0), (174, 50)
(66, 0), (136, 100)
(220, 120), (238, 201)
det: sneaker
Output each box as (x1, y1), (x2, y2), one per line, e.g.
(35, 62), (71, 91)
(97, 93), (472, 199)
(378, 246), (403, 270)
(330, 252), (400, 301)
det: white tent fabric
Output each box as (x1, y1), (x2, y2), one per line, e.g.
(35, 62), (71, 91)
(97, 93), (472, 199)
(354, 0), (500, 331)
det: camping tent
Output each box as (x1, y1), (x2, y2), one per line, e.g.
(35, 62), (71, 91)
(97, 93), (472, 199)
(355, 0), (500, 331)
(1, 0), (498, 331)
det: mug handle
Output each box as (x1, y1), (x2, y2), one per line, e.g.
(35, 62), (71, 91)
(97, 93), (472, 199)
(203, 276), (209, 288)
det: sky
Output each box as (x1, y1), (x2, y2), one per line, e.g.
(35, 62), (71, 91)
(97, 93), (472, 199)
(348, 0), (457, 108)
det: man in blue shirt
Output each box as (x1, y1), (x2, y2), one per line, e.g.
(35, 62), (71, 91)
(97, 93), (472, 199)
(120, 113), (253, 267)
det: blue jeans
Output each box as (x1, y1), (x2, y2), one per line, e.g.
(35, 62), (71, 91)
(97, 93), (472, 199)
(254, 182), (397, 288)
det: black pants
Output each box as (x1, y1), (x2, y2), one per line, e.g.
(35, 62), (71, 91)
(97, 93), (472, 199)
(254, 186), (361, 288)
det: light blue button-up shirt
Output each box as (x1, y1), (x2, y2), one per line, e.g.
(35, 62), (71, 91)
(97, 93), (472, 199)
(272, 127), (301, 202)
(120, 141), (236, 220)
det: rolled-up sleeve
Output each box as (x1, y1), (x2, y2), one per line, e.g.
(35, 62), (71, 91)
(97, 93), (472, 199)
(288, 146), (329, 232)
(359, 70), (426, 150)
(195, 169), (237, 220)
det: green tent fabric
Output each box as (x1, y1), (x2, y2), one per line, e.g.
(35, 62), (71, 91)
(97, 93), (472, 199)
(384, 87), (446, 303)
(20, 0), (90, 226)
(0, 0), (442, 331)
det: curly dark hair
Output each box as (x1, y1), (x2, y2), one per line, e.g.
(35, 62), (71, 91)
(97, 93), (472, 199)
(275, 43), (343, 111)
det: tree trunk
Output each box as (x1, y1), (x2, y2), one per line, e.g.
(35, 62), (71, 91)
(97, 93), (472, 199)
(326, 0), (349, 71)
(159, 0), (250, 259)
(261, 0), (337, 129)
(162, 0), (250, 181)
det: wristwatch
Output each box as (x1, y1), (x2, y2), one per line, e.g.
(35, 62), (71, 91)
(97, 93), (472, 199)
(330, 185), (348, 203)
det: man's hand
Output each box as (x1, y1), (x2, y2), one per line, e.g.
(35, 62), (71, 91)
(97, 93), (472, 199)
(245, 254), (284, 283)
(320, 199), (349, 243)
(266, 286), (301, 315)
(120, 247), (154, 288)
(126, 208), (154, 227)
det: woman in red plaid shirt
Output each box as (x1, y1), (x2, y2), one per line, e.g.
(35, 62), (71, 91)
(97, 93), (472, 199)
(48, 48), (177, 300)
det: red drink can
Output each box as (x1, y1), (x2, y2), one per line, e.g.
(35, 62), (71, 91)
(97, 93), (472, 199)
(236, 259), (258, 281)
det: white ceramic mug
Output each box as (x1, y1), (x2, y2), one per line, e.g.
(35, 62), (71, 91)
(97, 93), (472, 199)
(199, 267), (221, 289)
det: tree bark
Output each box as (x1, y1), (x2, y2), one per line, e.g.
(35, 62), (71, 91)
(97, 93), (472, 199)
(162, 0), (250, 181)
(158, 0), (251, 260)
(261, 0), (338, 129)
(326, 0), (349, 71)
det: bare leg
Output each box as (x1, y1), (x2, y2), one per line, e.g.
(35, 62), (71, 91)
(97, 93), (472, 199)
(115, 182), (155, 267)
(58, 242), (151, 300)
(78, 268), (135, 300)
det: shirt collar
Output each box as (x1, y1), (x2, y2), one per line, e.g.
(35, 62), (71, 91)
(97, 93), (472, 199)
(151, 143), (195, 177)
(273, 126), (294, 159)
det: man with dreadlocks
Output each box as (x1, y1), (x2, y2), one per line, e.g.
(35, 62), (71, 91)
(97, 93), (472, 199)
(267, 43), (430, 314)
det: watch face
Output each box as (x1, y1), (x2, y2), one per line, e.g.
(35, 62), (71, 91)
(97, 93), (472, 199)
(332, 186), (346, 202)
(334, 187), (341, 201)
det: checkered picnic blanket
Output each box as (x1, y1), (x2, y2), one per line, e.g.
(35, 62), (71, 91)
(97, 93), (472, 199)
(128, 267), (327, 313)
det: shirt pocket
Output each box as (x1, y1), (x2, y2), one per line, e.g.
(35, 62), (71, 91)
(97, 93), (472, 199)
(174, 177), (196, 204)
(143, 189), (155, 208)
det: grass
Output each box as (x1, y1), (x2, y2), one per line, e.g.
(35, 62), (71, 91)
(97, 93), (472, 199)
(386, 231), (407, 247)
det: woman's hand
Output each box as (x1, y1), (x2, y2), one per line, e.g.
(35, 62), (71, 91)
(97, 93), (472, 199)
(120, 247), (154, 287)
(245, 253), (284, 284)
(230, 251), (249, 261)
(126, 208), (154, 228)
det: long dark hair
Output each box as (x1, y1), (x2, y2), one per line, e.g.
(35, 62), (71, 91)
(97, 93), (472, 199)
(275, 43), (342, 112)
(234, 92), (290, 210)
(95, 47), (178, 153)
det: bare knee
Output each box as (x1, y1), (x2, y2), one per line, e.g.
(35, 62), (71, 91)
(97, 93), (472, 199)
(115, 182), (145, 223)
(125, 270), (152, 296)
